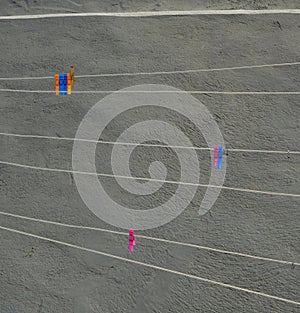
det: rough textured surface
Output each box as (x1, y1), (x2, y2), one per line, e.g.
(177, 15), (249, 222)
(0, 2), (299, 313)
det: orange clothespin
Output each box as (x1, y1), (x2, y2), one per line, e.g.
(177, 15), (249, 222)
(67, 73), (72, 94)
(55, 74), (59, 96)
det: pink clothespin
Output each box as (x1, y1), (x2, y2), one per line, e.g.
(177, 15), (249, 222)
(213, 146), (218, 167)
(128, 228), (136, 252)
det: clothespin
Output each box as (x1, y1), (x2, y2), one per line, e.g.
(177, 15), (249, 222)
(67, 73), (72, 95)
(217, 146), (223, 169)
(55, 74), (59, 96)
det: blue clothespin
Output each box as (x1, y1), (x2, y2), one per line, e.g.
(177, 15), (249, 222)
(59, 74), (67, 95)
(217, 146), (223, 169)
